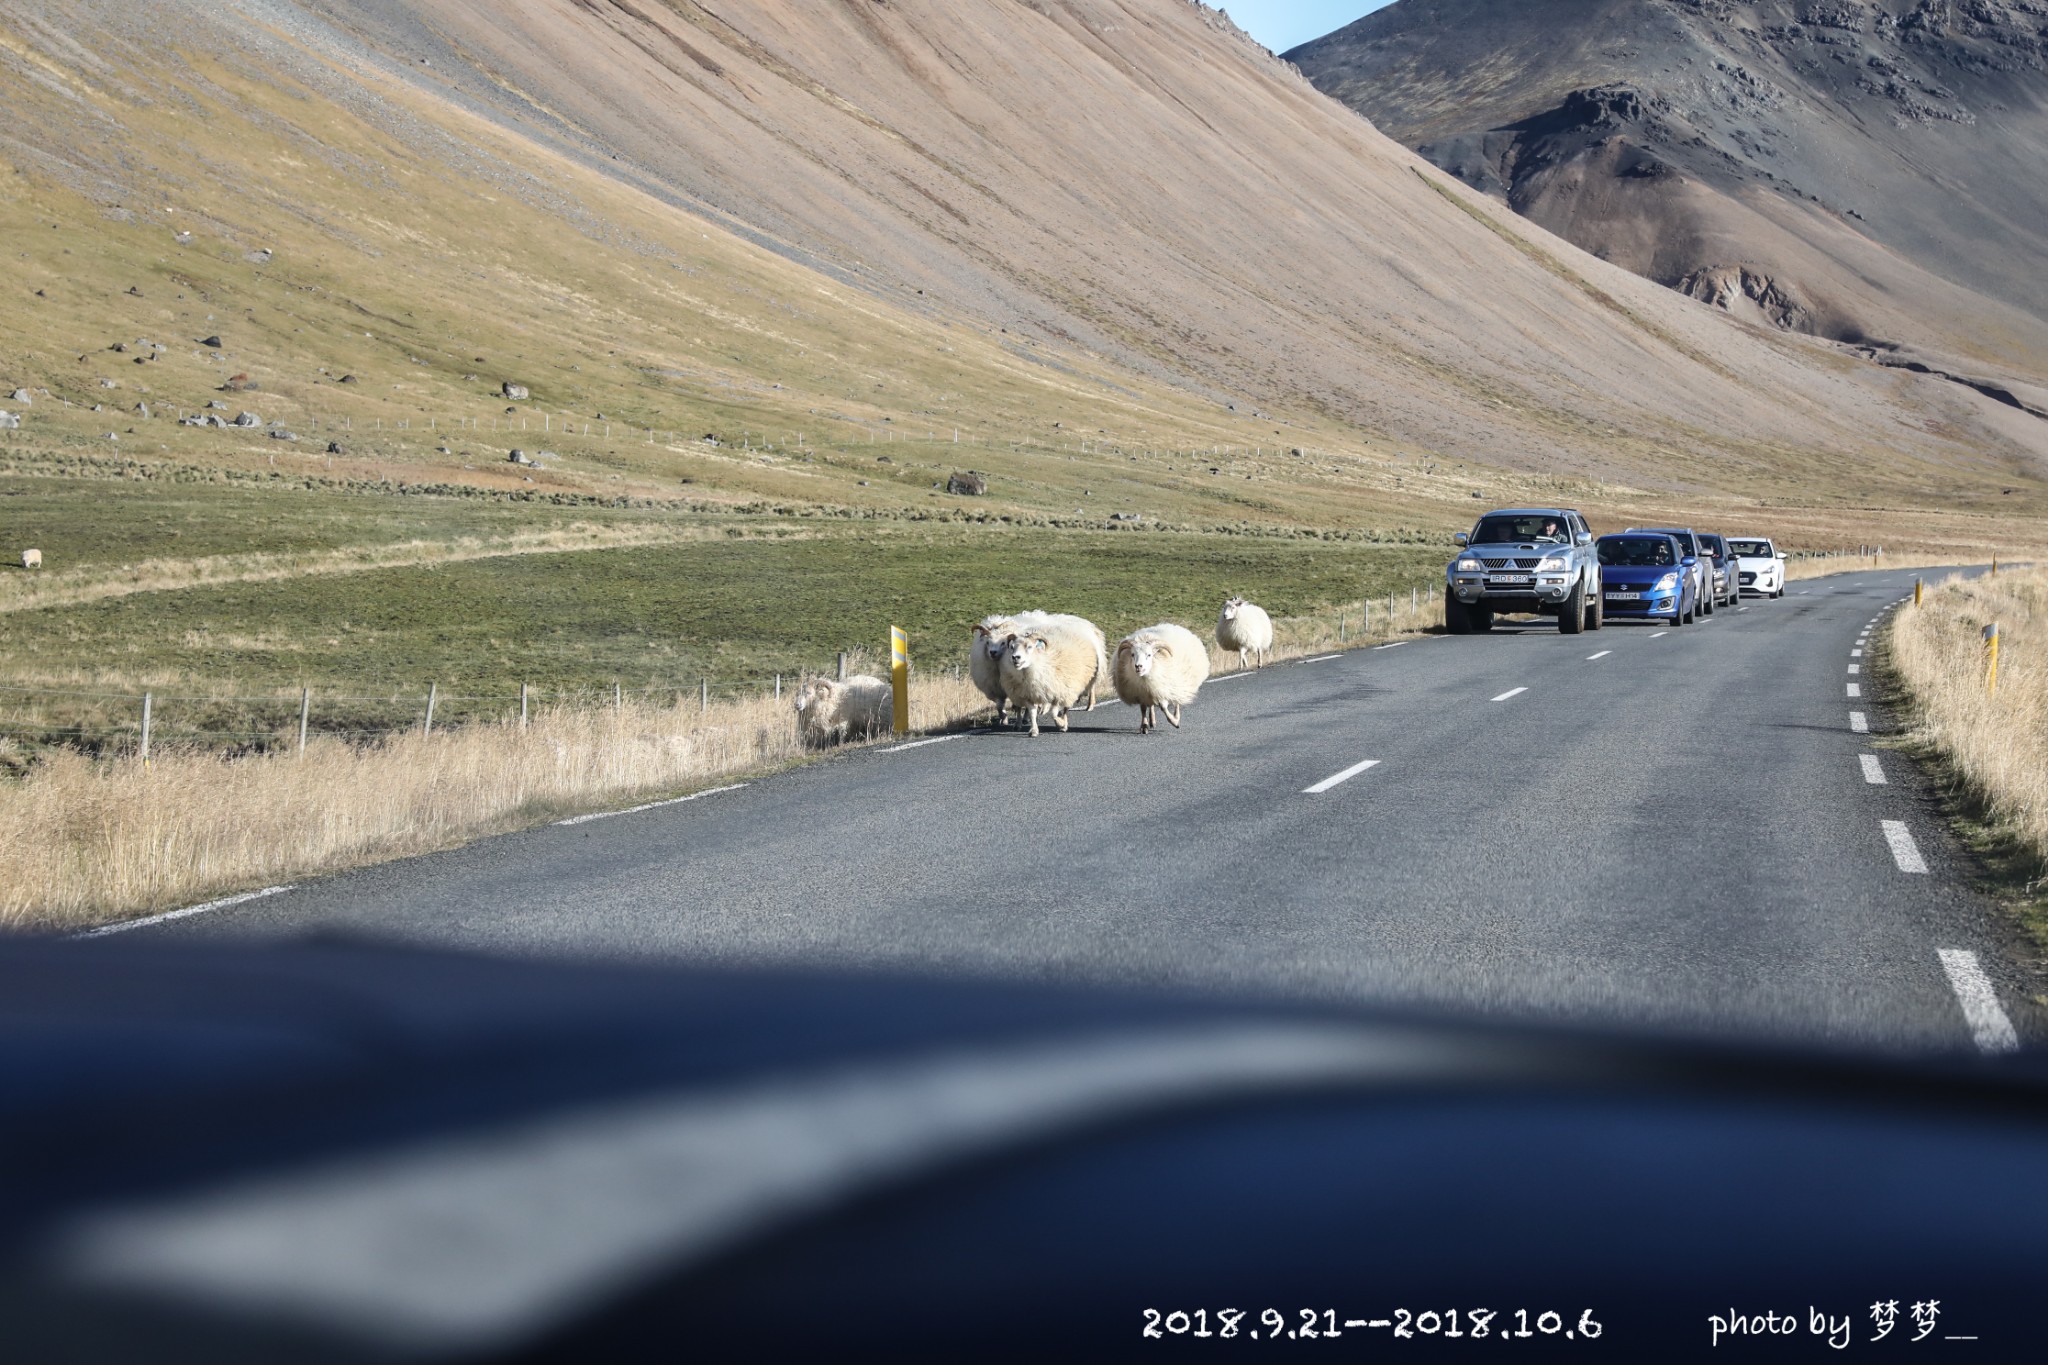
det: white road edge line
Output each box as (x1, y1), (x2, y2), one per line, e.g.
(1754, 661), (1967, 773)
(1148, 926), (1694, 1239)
(1847, 683), (1862, 697)
(72, 884), (296, 940)
(1587, 651), (1611, 660)
(1850, 711), (1869, 733)
(1860, 754), (1886, 785)
(1881, 819), (1929, 874)
(1300, 654), (1342, 663)
(1491, 687), (1528, 702)
(555, 783), (747, 827)
(1647, 631), (1667, 638)
(1373, 641), (1408, 650)
(882, 734), (963, 753)
(1937, 949), (2021, 1054)
(1207, 672), (1254, 683)
(1303, 758), (1381, 794)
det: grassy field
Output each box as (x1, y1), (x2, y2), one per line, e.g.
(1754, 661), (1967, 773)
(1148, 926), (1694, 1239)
(1888, 567), (2048, 954)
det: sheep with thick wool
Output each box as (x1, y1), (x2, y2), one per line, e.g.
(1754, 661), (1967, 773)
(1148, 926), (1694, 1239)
(794, 674), (892, 746)
(998, 615), (1104, 737)
(1215, 595), (1273, 669)
(20, 549), (41, 571)
(974, 611), (1105, 725)
(1113, 623), (1210, 734)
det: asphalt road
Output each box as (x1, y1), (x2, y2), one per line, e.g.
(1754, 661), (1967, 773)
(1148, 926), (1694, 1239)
(133, 567), (2031, 1052)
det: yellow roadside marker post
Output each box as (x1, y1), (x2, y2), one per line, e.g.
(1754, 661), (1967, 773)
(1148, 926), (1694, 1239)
(1984, 622), (2001, 696)
(891, 626), (911, 735)
(1914, 577), (1922, 606)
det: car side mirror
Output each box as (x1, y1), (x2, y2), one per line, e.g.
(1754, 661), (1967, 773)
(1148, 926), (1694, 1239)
(1453, 532), (1468, 547)
(1681, 555), (1697, 566)
(1776, 552), (1786, 560)
(1575, 532), (1592, 545)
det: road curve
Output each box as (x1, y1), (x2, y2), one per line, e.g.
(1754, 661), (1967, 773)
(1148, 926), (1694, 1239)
(130, 567), (2033, 1052)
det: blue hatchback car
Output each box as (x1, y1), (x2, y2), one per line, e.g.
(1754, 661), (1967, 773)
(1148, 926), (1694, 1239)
(1597, 533), (1696, 624)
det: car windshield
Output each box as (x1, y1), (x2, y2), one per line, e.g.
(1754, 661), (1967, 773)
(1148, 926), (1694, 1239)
(1699, 536), (1725, 556)
(1728, 539), (1773, 557)
(1598, 536), (1675, 567)
(1635, 528), (1695, 554)
(1472, 515), (1569, 544)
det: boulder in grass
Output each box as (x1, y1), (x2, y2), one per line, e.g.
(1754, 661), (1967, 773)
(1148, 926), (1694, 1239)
(946, 470), (988, 496)
(232, 412), (260, 428)
(0, 411), (19, 430)
(501, 382), (529, 401)
(200, 335), (222, 348)
(8, 389), (30, 404)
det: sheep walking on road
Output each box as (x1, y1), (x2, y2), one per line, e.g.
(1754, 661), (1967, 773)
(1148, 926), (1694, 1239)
(19, 548), (41, 570)
(1216, 595), (1272, 669)
(1113, 623), (1210, 734)
(795, 674), (892, 746)
(999, 618), (1102, 737)
(969, 615), (1016, 725)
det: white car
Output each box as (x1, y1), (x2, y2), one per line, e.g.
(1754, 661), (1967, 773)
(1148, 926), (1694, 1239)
(1728, 536), (1786, 598)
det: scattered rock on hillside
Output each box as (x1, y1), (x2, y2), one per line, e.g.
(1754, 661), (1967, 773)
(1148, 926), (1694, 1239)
(501, 382), (529, 400)
(200, 335), (222, 348)
(0, 412), (19, 430)
(8, 389), (29, 404)
(270, 429), (297, 440)
(508, 448), (532, 465)
(134, 401), (150, 418)
(338, 374), (358, 384)
(232, 411), (260, 427)
(947, 470), (988, 495)
(326, 441), (342, 454)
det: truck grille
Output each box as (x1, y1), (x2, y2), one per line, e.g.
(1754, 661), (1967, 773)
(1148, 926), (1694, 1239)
(1480, 557), (1544, 569)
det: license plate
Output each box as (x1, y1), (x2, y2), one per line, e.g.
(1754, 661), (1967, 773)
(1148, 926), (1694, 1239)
(1604, 591), (1640, 600)
(1487, 574), (1531, 584)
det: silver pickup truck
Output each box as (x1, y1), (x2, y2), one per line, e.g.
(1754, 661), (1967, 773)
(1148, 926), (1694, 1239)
(1444, 507), (1604, 635)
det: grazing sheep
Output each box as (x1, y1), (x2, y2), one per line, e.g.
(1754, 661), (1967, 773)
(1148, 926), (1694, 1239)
(999, 619), (1102, 736)
(1216, 595), (1273, 669)
(1114, 623), (1211, 734)
(19, 549), (41, 571)
(794, 674), (892, 746)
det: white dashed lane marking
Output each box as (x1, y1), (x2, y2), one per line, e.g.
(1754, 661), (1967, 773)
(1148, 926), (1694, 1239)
(555, 783), (747, 826)
(1847, 683), (1862, 698)
(882, 735), (963, 753)
(1647, 631), (1667, 639)
(1303, 758), (1381, 795)
(1491, 687), (1528, 703)
(1848, 664), (1861, 674)
(1938, 950), (2021, 1054)
(1851, 648), (1863, 657)
(1301, 654), (1342, 664)
(72, 885), (297, 939)
(1881, 820), (1929, 874)
(1860, 754), (1887, 785)
(1850, 711), (1869, 733)
(1587, 651), (1611, 660)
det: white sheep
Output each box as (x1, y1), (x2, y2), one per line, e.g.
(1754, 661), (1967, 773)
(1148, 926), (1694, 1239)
(19, 549), (41, 570)
(794, 674), (892, 746)
(1114, 623), (1211, 734)
(973, 610), (1104, 724)
(999, 618), (1102, 736)
(1216, 595), (1273, 669)
(1045, 612), (1109, 710)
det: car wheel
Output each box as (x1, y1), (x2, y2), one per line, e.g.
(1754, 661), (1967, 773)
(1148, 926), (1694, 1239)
(1587, 589), (1604, 631)
(1444, 587), (1471, 635)
(1558, 580), (1585, 634)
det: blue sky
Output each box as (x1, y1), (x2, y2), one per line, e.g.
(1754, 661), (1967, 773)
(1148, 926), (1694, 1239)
(1222, 1), (1397, 54)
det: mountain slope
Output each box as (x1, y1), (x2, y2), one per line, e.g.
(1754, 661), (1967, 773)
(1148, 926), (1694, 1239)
(1289, 0), (2048, 390)
(1, 0), (2044, 520)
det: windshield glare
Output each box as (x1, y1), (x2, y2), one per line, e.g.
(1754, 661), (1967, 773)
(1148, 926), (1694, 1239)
(1598, 537), (1676, 567)
(1728, 539), (1773, 557)
(1473, 515), (1569, 544)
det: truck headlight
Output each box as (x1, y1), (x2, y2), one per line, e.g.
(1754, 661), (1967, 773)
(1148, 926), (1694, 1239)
(1537, 556), (1569, 571)
(1655, 573), (1680, 591)
(1455, 558), (1481, 571)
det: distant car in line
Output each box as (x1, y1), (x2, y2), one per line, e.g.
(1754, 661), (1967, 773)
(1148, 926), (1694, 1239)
(1728, 536), (1787, 597)
(1625, 527), (1713, 617)
(1597, 533), (1696, 625)
(1444, 507), (1604, 635)
(1695, 533), (1741, 609)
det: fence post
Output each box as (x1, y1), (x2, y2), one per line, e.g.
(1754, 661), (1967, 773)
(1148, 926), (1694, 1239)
(140, 691), (152, 767)
(837, 651), (847, 682)
(774, 674), (782, 700)
(1362, 601), (1370, 636)
(520, 683), (529, 729)
(1992, 554), (1999, 578)
(700, 678), (708, 713)
(614, 682), (622, 714)
(298, 688), (310, 755)
(1985, 623), (2001, 695)
(891, 627), (911, 736)
(1914, 577), (1923, 607)
(423, 683), (438, 736)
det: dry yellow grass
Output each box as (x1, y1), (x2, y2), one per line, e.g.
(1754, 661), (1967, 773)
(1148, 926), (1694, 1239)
(1889, 566), (2048, 875)
(0, 670), (987, 932)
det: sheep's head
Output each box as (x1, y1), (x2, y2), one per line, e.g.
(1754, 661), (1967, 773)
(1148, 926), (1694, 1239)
(1222, 595), (1245, 620)
(794, 679), (835, 713)
(1123, 636), (1167, 677)
(1004, 633), (1045, 670)
(975, 618), (1013, 658)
